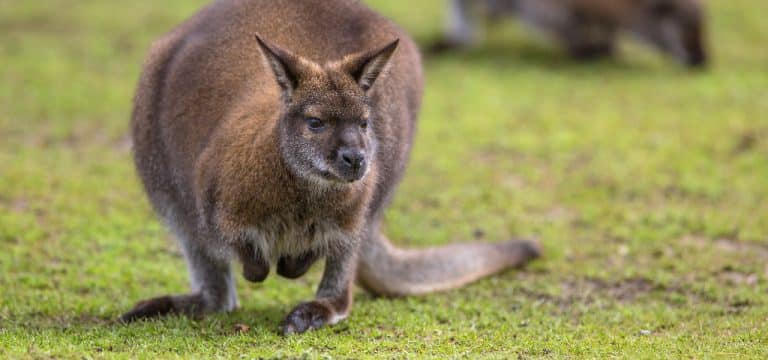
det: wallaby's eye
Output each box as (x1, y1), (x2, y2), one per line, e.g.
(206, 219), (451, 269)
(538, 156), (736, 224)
(360, 119), (369, 130)
(305, 117), (325, 132)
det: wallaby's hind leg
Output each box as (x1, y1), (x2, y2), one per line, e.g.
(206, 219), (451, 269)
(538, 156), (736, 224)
(121, 232), (238, 322)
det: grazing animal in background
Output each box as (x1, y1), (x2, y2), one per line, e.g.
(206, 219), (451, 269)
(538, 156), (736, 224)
(124, 0), (541, 334)
(432, 0), (708, 67)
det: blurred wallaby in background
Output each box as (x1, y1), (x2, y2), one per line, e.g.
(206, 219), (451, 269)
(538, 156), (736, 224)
(431, 0), (708, 67)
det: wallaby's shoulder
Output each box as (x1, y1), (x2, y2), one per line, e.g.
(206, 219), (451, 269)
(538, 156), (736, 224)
(177, 0), (414, 59)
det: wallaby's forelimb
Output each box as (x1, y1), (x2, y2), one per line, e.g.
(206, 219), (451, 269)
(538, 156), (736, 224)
(281, 246), (357, 335)
(236, 242), (270, 282)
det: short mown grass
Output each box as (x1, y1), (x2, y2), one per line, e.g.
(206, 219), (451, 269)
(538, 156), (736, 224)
(1, 0), (766, 358)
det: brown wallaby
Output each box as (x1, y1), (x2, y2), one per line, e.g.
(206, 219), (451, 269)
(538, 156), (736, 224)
(123, 0), (540, 335)
(432, 0), (708, 67)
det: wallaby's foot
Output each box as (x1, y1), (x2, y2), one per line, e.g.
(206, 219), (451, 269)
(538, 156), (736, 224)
(120, 294), (216, 322)
(236, 243), (270, 282)
(121, 290), (238, 323)
(277, 251), (319, 279)
(120, 295), (177, 322)
(280, 299), (347, 335)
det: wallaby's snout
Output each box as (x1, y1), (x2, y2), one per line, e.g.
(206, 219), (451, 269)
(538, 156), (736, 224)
(336, 146), (367, 182)
(334, 124), (370, 182)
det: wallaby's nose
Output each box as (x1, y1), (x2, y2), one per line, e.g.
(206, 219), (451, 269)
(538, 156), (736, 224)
(339, 148), (365, 171)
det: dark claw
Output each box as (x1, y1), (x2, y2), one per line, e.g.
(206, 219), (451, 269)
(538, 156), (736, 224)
(120, 295), (175, 323)
(277, 251), (318, 279)
(280, 301), (332, 335)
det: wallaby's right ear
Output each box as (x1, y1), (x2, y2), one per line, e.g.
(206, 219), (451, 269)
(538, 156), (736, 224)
(255, 35), (306, 101)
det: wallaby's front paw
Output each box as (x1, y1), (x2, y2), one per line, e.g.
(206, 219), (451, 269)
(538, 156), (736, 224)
(120, 295), (175, 323)
(280, 301), (334, 335)
(237, 243), (270, 282)
(277, 251), (318, 279)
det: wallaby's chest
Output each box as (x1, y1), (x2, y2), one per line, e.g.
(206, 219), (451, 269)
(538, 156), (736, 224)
(244, 213), (352, 261)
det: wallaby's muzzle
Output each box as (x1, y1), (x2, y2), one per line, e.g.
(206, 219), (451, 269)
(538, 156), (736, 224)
(335, 147), (368, 182)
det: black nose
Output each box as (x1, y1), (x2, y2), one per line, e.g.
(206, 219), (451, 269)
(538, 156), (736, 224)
(339, 148), (365, 170)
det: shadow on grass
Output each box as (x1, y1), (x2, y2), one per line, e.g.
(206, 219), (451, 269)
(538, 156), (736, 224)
(14, 303), (290, 339)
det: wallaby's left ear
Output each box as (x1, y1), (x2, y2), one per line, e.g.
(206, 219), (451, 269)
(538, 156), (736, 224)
(255, 35), (311, 102)
(342, 39), (399, 92)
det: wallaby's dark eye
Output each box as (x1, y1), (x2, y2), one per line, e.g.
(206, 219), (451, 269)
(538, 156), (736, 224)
(305, 117), (325, 132)
(360, 119), (369, 130)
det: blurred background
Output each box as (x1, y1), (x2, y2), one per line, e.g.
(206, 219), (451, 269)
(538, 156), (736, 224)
(1, 0), (767, 357)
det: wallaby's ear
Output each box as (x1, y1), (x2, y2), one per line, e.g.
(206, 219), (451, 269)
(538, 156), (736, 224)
(342, 39), (399, 92)
(255, 35), (306, 101)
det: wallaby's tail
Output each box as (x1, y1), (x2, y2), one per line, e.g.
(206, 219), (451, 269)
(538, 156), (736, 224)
(357, 232), (541, 296)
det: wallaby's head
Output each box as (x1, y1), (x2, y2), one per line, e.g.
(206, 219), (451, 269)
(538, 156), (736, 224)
(256, 36), (399, 185)
(632, 0), (707, 67)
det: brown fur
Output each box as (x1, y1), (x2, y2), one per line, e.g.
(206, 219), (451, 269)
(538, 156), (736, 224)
(125, 0), (540, 334)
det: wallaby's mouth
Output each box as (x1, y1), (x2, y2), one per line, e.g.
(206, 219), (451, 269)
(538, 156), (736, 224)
(330, 167), (367, 183)
(317, 164), (368, 184)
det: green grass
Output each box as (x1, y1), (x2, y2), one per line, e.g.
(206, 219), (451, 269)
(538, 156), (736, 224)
(1, 0), (767, 358)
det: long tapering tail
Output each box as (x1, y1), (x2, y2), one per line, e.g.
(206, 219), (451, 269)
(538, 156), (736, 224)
(356, 232), (541, 296)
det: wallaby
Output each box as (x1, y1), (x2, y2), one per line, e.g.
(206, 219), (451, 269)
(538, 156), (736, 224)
(433, 0), (707, 67)
(123, 0), (541, 335)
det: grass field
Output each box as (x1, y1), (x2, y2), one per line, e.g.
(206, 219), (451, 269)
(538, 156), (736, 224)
(1, 0), (767, 358)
